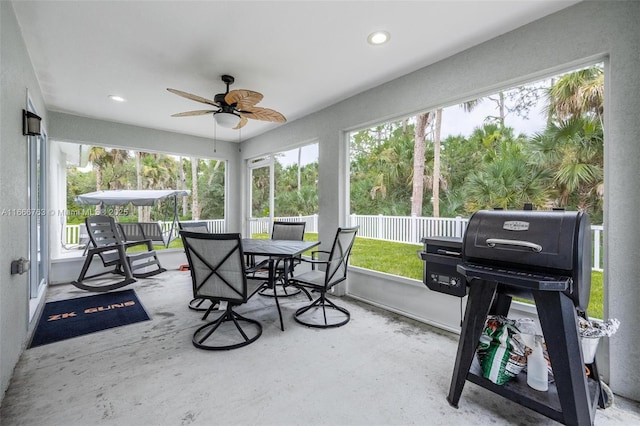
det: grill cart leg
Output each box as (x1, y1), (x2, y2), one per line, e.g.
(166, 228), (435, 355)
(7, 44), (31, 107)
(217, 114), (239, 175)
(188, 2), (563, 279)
(534, 290), (596, 426)
(447, 280), (498, 407)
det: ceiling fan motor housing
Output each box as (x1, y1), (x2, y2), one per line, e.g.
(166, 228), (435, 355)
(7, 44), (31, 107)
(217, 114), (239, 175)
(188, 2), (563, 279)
(214, 93), (228, 105)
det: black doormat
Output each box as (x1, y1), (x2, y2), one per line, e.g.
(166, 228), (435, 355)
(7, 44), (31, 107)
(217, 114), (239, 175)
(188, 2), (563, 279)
(29, 289), (150, 348)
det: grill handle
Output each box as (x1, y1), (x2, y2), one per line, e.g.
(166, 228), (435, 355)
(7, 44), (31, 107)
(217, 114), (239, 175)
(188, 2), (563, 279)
(436, 249), (461, 256)
(486, 238), (542, 253)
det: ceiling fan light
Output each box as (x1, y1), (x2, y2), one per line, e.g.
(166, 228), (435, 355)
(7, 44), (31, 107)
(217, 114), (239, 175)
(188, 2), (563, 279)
(214, 112), (241, 128)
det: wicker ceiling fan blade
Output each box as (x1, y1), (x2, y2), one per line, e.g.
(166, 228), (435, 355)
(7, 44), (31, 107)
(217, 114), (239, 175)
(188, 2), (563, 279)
(242, 106), (287, 123)
(225, 89), (264, 110)
(167, 88), (219, 107)
(171, 110), (217, 117)
(168, 76), (285, 127)
(233, 115), (249, 130)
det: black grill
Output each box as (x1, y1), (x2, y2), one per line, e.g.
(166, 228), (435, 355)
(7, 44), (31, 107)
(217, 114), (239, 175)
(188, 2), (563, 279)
(446, 210), (604, 425)
(458, 209), (591, 311)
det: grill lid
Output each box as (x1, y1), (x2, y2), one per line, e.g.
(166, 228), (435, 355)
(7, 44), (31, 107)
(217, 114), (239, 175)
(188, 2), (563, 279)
(460, 209), (591, 311)
(463, 210), (584, 272)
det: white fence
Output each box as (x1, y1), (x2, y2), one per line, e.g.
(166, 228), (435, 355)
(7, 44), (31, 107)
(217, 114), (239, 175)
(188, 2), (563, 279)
(350, 214), (467, 242)
(157, 219), (226, 235)
(248, 214), (319, 235)
(64, 215), (604, 272)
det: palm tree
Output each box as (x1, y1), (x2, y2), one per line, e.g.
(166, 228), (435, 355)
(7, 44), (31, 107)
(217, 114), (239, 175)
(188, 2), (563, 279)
(539, 65), (604, 220)
(527, 116), (603, 219)
(463, 139), (551, 212)
(87, 146), (110, 215)
(546, 65), (604, 125)
(106, 149), (130, 190)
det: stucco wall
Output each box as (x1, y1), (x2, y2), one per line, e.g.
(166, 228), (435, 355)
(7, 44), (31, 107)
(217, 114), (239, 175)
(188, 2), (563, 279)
(0, 1), (49, 400)
(242, 1), (640, 400)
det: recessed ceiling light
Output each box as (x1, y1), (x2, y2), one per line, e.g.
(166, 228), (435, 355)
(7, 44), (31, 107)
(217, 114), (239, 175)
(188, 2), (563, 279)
(108, 95), (126, 102)
(367, 31), (390, 45)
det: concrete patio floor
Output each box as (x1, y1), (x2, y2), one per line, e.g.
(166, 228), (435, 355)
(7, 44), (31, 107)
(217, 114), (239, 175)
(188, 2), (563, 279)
(1, 269), (639, 425)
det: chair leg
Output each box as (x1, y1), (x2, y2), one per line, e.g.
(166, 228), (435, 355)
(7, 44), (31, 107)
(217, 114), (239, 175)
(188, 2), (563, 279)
(258, 281), (302, 298)
(259, 261), (302, 298)
(71, 250), (137, 292)
(188, 297), (218, 312)
(294, 292), (350, 328)
(128, 255), (167, 278)
(192, 305), (263, 350)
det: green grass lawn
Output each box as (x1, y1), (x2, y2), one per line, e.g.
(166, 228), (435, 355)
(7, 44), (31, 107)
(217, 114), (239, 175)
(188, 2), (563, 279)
(148, 233), (605, 319)
(348, 236), (604, 319)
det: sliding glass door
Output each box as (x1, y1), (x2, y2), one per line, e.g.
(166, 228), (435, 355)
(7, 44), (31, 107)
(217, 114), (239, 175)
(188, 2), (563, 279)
(28, 128), (47, 299)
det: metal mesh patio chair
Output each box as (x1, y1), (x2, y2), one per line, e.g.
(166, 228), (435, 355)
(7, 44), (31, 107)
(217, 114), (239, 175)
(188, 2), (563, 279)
(290, 226), (358, 328)
(178, 221), (210, 233)
(181, 231), (268, 350)
(256, 221), (307, 297)
(178, 222), (214, 311)
(72, 215), (166, 292)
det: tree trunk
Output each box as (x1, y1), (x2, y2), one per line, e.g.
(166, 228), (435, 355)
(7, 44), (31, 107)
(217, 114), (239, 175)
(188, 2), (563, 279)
(297, 148), (302, 193)
(191, 157), (200, 220)
(136, 152), (144, 221)
(412, 112), (431, 216)
(498, 91), (506, 127)
(547, 78), (556, 126)
(432, 109), (443, 217)
(95, 166), (103, 215)
(179, 157), (187, 216)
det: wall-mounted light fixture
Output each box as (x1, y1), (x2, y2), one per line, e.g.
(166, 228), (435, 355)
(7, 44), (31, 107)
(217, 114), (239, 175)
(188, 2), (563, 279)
(23, 109), (42, 136)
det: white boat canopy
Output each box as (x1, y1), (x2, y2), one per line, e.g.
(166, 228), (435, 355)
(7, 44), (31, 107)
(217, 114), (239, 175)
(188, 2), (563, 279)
(75, 189), (190, 206)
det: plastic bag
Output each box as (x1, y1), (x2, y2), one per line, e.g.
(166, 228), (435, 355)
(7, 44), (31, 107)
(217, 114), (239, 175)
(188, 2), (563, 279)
(477, 316), (527, 385)
(578, 317), (620, 338)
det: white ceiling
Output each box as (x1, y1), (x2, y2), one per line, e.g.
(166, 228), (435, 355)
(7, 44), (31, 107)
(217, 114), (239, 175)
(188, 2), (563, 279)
(12, 1), (579, 143)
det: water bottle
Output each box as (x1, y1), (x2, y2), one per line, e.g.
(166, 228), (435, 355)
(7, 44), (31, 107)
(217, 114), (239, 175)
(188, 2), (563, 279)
(527, 336), (549, 392)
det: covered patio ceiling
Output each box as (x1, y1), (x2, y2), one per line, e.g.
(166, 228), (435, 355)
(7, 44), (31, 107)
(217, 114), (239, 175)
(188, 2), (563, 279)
(12, 1), (579, 142)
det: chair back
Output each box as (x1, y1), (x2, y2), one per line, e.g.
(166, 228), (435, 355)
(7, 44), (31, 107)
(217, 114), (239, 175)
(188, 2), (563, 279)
(179, 221), (210, 233)
(323, 226), (359, 287)
(86, 215), (125, 248)
(118, 222), (145, 242)
(271, 221), (306, 241)
(85, 215), (126, 264)
(181, 232), (248, 304)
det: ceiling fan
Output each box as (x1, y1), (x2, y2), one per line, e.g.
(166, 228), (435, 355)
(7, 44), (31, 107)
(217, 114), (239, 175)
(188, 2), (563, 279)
(167, 75), (286, 129)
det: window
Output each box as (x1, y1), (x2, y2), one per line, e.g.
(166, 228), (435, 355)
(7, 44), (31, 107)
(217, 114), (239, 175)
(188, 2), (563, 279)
(348, 63), (605, 317)
(63, 146), (226, 245)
